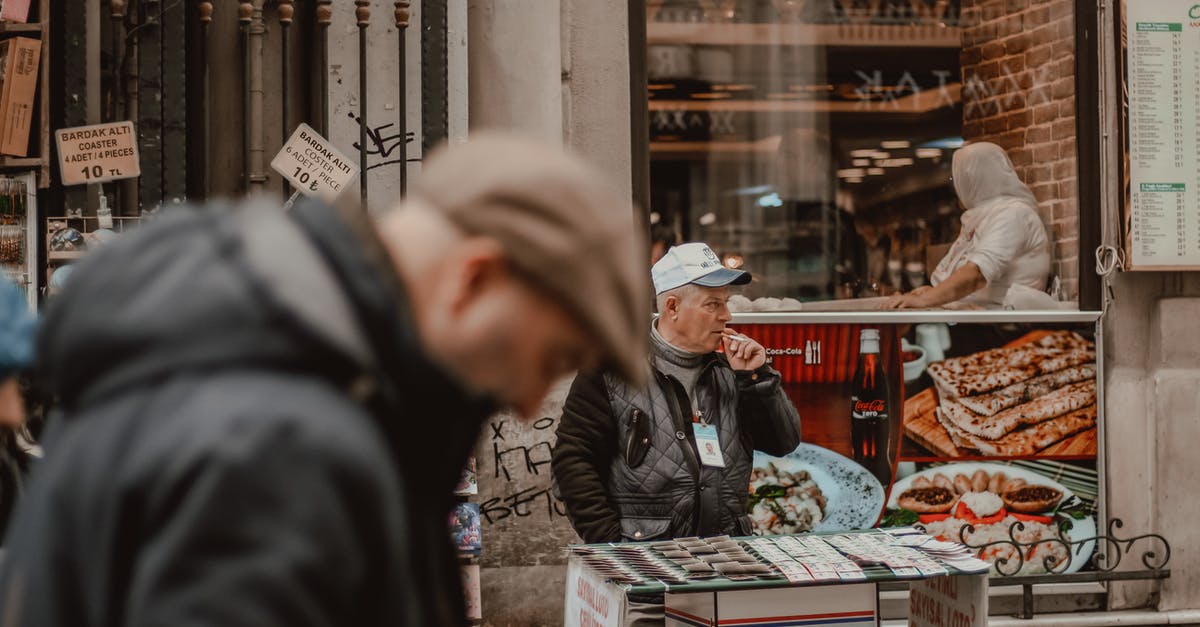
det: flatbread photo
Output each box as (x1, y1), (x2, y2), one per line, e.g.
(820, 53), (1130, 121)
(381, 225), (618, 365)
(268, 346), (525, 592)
(903, 330), (1098, 458)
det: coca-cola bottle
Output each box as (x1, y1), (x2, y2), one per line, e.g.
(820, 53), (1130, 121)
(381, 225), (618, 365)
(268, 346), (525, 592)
(851, 328), (891, 485)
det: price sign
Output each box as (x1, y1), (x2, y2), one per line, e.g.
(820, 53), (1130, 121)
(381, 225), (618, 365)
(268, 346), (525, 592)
(270, 123), (359, 202)
(55, 121), (141, 186)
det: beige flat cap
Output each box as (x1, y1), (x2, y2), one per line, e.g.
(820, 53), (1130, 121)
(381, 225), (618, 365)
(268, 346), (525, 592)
(411, 133), (649, 384)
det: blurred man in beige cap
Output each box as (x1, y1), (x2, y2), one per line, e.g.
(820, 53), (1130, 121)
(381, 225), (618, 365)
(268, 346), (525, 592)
(0, 133), (648, 627)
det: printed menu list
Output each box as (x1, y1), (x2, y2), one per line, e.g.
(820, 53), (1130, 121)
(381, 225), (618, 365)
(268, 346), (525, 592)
(1126, 4), (1200, 267)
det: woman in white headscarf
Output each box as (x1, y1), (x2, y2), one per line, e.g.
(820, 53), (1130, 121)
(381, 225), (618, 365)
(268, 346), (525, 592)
(884, 142), (1051, 309)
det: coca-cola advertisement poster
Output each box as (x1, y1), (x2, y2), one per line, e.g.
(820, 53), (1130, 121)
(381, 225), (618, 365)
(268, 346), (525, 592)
(734, 320), (1099, 575)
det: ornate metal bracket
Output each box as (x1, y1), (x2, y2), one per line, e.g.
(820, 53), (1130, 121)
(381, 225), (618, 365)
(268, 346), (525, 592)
(951, 517), (1170, 577)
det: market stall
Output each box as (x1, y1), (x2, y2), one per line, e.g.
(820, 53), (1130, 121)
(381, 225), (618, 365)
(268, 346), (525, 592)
(564, 528), (988, 627)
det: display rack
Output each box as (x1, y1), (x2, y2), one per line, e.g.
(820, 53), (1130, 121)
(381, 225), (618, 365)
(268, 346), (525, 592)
(0, 0), (51, 188)
(0, 171), (38, 306)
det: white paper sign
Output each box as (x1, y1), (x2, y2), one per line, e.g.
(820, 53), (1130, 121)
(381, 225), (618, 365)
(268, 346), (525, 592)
(270, 123), (359, 202)
(1126, 3), (1200, 268)
(564, 557), (622, 627)
(909, 574), (988, 627)
(55, 121), (141, 186)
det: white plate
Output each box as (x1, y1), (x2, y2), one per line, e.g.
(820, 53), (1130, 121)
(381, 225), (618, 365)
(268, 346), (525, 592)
(887, 462), (1096, 574)
(751, 442), (886, 533)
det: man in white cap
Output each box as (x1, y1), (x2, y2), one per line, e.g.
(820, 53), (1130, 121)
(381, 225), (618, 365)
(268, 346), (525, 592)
(554, 241), (801, 541)
(554, 243), (801, 623)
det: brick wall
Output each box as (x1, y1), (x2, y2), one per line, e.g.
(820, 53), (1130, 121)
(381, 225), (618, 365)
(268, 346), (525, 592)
(960, 0), (1078, 300)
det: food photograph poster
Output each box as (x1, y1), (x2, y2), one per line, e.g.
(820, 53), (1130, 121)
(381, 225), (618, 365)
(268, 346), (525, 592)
(739, 320), (1099, 576)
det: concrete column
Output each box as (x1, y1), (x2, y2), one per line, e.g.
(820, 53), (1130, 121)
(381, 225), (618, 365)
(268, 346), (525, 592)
(467, 0), (562, 145)
(468, 1), (634, 623)
(562, 0), (631, 199)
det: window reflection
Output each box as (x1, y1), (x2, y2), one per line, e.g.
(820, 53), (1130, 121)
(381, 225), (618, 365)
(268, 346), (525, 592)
(646, 0), (1078, 311)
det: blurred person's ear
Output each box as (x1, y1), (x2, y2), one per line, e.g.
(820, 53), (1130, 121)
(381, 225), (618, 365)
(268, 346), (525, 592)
(447, 237), (508, 314)
(0, 378), (24, 428)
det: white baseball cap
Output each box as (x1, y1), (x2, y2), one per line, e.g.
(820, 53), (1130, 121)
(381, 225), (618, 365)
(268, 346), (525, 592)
(652, 242), (750, 295)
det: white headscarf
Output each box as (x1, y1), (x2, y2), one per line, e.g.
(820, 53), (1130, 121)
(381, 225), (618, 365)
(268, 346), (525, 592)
(951, 142), (1037, 210)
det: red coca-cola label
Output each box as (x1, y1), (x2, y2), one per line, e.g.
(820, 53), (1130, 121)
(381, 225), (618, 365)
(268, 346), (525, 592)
(854, 399), (886, 413)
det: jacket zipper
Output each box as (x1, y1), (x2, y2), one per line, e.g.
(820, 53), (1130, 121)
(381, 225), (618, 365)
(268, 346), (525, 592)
(659, 373), (703, 533)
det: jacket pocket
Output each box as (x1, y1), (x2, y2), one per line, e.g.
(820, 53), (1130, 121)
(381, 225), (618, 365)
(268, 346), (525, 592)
(624, 408), (651, 468)
(734, 514), (754, 537)
(620, 516), (673, 542)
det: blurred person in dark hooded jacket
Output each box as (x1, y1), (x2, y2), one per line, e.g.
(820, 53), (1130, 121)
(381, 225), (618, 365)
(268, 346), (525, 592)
(0, 134), (649, 626)
(0, 279), (35, 540)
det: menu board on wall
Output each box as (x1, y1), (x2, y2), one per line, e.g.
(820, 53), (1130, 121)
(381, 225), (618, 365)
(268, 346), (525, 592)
(1125, 2), (1200, 268)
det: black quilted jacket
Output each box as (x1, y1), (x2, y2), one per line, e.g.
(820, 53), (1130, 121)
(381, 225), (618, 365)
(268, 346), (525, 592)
(553, 350), (801, 543)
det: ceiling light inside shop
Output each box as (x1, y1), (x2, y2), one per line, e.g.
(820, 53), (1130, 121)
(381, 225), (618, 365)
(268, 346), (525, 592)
(724, 254), (745, 269)
(850, 149), (878, 158)
(699, 212), (717, 226)
(648, 83), (677, 91)
(870, 151), (890, 160)
(868, 168), (885, 175)
(757, 192), (783, 208)
(880, 158), (914, 167)
(728, 184), (774, 196)
(845, 177), (864, 184)
(916, 148), (943, 158)
(852, 159), (871, 167)
(691, 92), (733, 100)
(919, 136), (965, 149)
(881, 140), (911, 149)
(837, 168), (866, 178)
(650, 212), (661, 225)
(714, 84), (755, 91)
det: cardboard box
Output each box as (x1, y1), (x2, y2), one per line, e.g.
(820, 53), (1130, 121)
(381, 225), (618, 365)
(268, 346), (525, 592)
(0, 0), (31, 23)
(0, 37), (39, 157)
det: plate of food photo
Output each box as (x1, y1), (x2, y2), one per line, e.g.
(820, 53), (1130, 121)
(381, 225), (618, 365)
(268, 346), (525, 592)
(884, 462), (1096, 575)
(749, 443), (886, 535)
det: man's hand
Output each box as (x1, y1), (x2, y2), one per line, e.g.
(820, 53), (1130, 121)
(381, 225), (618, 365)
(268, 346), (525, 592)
(722, 329), (766, 371)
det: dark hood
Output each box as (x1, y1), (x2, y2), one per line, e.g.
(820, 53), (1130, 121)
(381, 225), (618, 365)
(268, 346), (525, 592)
(37, 198), (496, 499)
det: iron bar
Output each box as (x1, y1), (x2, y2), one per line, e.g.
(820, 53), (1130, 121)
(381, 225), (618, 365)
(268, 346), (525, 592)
(161, 0), (188, 204)
(395, 1), (410, 196)
(138, 0), (164, 212)
(111, 0), (127, 213)
(199, 1), (212, 199)
(111, 0), (125, 119)
(420, 0), (447, 153)
(316, 0), (332, 136)
(240, 2), (252, 191)
(247, 0), (267, 191)
(279, 0), (293, 198)
(356, 1), (369, 204)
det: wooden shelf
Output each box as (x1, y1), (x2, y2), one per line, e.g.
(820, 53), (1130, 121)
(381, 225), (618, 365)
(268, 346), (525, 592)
(0, 23), (44, 35)
(0, 156), (44, 168)
(648, 22), (962, 48)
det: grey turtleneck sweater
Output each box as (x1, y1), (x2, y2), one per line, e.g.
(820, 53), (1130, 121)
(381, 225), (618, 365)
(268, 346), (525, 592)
(650, 321), (705, 411)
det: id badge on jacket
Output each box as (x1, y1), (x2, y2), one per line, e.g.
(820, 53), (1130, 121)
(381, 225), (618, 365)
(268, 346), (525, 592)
(692, 423), (725, 468)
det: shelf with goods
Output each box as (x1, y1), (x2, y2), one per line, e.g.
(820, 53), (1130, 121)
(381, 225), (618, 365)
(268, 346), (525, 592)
(45, 212), (140, 263)
(0, 0), (50, 189)
(0, 171), (38, 306)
